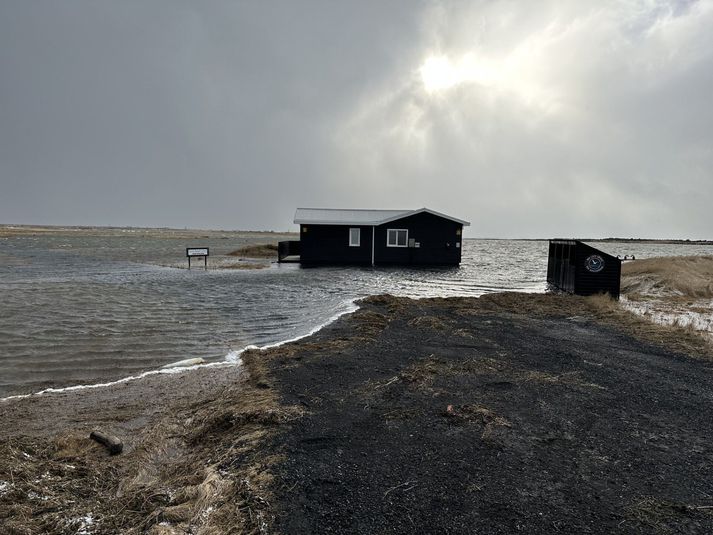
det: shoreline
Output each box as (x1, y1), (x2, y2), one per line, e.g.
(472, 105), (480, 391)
(2, 292), (712, 533)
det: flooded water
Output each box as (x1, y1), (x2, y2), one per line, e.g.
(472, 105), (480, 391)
(1, 231), (711, 397)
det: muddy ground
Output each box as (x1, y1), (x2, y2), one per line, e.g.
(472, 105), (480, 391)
(266, 293), (713, 534)
(2, 293), (713, 534)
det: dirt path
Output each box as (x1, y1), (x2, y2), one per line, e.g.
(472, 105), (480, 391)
(266, 294), (713, 534)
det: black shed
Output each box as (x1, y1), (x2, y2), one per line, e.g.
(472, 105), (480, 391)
(547, 240), (622, 298)
(284, 208), (470, 266)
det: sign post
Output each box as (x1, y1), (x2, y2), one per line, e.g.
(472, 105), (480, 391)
(186, 248), (209, 270)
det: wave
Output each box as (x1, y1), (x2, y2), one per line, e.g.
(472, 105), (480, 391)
(0, 299), (360, 403)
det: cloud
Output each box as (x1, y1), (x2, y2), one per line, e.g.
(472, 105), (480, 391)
(0, 0), (711, 238)
(331, 0), (713, 238)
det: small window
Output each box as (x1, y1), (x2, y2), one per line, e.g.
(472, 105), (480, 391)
(387, 229), (408, 247)
(349, 227), (360, 247)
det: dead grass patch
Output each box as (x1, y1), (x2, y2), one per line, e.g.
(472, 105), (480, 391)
(407, 315), (451, 330)
(399, 353), (606, 395)
(627, 496), (713, 533)
(399, 355), (509, 392)
(622, 256), (713, 298)
(359, 294), (414, 315)
(448, 404), (511, 428)
(443, 404), (512, 445)
(219, 262), (268, 270)
(584, 293), (713, 359)
(228, 244), (278, 259)
(352, 309), (390, 337)
(522, 370), (606, 390)
(0, 352), (295, 535)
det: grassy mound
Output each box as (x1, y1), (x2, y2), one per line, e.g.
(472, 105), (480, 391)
(227, 244), (278, 259)
(622, 256), (713, 298)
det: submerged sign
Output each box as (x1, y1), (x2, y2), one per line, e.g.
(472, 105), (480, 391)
(186, 247), (209, 269)
(186, 248), (209, 257)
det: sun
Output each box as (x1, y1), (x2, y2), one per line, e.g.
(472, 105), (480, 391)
(419, 56), (460, 92)
(419, 54), (499, 94)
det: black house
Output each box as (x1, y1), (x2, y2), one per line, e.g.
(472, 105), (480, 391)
(547, 240), (622, 298)
(283, 208), (470, 266)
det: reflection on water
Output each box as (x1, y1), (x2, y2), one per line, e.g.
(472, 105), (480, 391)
(1, 233), (711, 397)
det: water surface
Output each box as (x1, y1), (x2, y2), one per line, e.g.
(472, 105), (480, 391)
(1, 232), (710, 397)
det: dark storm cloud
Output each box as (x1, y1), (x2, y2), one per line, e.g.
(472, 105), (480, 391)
(1, 1), (712, 238)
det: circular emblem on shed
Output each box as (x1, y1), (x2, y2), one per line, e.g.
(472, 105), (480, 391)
(585, 254), (605, 273)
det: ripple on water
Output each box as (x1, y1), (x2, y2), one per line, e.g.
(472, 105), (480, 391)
(2, 236), (711, 397)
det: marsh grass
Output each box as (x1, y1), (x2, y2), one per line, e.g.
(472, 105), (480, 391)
(227, 244), (278, 259)
(622, 256), (713, 298)
(619, 256), (713, 341)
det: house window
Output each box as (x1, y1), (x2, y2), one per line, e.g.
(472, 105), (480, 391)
(387, 229), (408, 247)
(349, 227), (360, 247)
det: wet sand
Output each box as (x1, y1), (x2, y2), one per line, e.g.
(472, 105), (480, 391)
(2, 293), (713, 534)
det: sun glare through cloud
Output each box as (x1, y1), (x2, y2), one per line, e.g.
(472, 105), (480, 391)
(419, 56), (460, 92)
(419, 54), (504, 94)
(416, 46), (563, 115)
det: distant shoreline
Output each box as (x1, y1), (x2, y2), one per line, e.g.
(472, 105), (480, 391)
(0, 223), (297, 238)
(470, 237), (713, 244)
(1, 223), (709, 244)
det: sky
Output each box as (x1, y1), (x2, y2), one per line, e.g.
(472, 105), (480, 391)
(1, 0), (711, 239)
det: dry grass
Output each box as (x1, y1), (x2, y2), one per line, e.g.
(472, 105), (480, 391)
(622, 256), (713, 298)
(584, 293), (713, 359)
(407, 315), (451, 330)
(627, 496), (713, 533)
(227, 244), (278, 259)
(0, 351), (300, 535)
(219, 262), (268, 270)
(360, 295), (415, 315)
(453, 292), (595, 319)
(399, 353), (606, 394)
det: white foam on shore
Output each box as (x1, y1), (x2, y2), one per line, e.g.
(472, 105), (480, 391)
(248, 299), (361, 351)
(1, 299), (360, 403)
(0, 360), (236, 402)
(207, 299), (361, 361)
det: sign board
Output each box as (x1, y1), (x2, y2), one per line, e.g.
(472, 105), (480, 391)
(186, 247), (209, 270)
(186, 248), (209, 257)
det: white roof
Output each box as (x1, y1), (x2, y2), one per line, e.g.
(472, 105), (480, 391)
(294, 207), (470, 226)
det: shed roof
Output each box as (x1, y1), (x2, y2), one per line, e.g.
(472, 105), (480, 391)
(294, 207), (470, 226)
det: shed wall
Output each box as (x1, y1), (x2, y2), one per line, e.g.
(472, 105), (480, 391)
(547, 240), (621, 298)
(574, 243), (621, 298)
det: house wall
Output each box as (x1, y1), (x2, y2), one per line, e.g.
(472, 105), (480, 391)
(299, 224), (373, 265)
(375, 212), (463, 266)
(299, 212), (464, 266)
